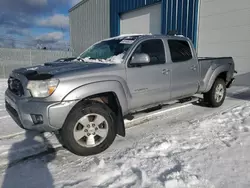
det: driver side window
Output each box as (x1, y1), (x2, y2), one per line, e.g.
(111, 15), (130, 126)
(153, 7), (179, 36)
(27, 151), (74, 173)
(131, 39), (166, 65)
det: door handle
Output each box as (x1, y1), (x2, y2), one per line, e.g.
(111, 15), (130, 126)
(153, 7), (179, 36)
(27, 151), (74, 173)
(162, 69), (170, 75)
(190, 65), (197, 71)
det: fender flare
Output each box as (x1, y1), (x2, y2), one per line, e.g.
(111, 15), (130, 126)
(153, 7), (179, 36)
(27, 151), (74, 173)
(62, 80), (129, 137)
(204, 66), (229, 92)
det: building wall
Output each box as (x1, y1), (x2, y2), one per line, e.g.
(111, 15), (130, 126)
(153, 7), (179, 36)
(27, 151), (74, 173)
(198, 0), (250, 74)
(0, 48), (72, 78)
(110, 0), (199, 45)
(69, 0), (110, 56)
(164, 0), (199, 45)
(69, 0), (199, 55)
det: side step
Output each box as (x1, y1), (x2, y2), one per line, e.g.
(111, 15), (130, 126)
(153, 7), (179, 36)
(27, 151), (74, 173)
(143, 105), (162, 113)
(124, 96), (200, 121)
(178, 96), (203, 104)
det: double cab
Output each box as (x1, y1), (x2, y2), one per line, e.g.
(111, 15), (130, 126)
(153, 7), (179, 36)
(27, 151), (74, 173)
(5, 34), (235, 156)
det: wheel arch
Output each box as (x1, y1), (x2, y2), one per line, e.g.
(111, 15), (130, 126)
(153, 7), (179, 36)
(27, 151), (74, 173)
(204, 67), (229, 93)
(63, 86), (126, 137)
(63, 81), (129, 115)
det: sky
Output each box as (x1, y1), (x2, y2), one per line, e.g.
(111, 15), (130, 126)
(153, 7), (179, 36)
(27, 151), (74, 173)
(0, 0), (82, 50)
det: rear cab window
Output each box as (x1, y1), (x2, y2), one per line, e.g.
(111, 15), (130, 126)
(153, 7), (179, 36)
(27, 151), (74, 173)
(168, 40), (193, 63)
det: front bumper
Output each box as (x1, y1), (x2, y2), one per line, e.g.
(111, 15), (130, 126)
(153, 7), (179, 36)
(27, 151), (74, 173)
(5, 89), (78, 132)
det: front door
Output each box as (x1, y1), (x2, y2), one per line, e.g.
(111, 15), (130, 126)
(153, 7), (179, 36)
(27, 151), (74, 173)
(168, 39), (199, 99)
(126, 38), (171, 110)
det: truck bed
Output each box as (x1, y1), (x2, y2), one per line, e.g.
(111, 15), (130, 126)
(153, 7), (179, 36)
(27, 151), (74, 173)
(197, 57), (235, 92)
(198, 57), (234, 75)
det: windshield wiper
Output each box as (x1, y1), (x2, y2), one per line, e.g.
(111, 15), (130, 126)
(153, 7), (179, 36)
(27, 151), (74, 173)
(85, 57), (106, 62)
(76, 57), (86, 62)
(76, 57), (107, 63)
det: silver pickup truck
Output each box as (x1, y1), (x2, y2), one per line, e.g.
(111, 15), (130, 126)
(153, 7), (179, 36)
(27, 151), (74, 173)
(5, 34), (235, 156)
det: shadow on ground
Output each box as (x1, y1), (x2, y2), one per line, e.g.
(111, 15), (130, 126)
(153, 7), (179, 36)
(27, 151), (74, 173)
(233, 72), (250, 87)
(228, 89), (250, 101)
(1, 131), (56, 188)
(229, 72), (250, 101)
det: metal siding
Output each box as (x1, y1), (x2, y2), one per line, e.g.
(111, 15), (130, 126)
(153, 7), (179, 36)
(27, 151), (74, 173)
(198, 0), (250, 74)
(167, 0), (172, 32)
(172, 0), (177, 30)
(193, 0), (199, 47)
(110, 0), (198, 43)
(193, 0), (199, 48)
(69, 0), (110, 56)
(182, 0), (188, 36)
(69, 0), (198, 54)
(166, 0), (199, 43)
(166, 0), (197, 39)
(177, 0), (183, 32)
(161, 0), (167, 34)
(187, 0), (194, 41)
(175, 0), (178, 30)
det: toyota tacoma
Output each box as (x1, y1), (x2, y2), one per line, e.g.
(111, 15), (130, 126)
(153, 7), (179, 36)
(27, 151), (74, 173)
(5, 34), (236, 156)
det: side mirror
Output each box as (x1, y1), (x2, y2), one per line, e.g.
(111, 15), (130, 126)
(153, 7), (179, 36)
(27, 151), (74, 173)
(130, 53), (150, 65)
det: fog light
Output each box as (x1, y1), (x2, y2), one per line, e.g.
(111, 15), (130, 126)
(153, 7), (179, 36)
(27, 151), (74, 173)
(31, 114), (43, 125)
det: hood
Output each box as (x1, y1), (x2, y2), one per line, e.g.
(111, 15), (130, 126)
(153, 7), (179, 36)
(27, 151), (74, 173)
(13, 61), (115, 80)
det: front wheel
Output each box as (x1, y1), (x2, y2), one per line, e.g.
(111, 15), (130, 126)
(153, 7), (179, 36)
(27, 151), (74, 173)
(59, 101), (116, 156)
(204, 78), (226, 107)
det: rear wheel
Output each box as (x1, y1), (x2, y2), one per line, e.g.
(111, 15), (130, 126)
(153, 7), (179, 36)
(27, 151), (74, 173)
(204, 78), (226, 107)
(59, 101), (116, 156)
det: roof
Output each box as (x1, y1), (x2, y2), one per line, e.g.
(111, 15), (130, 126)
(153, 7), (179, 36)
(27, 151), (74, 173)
(69, 0), (89, 12)
(106, 34), (147, 40)
(101, 33), (188, 42)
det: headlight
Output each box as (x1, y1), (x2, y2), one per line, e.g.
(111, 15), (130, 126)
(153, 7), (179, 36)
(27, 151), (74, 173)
(27, 79), (59, 98)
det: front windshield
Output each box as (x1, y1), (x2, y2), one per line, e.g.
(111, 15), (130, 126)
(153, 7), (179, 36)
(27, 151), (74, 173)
(79, 36), (139, 63)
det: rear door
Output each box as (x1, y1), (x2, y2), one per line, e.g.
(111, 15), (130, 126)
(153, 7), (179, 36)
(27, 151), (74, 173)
(167, 39), (199, 99)
(125, 39), (171, 110)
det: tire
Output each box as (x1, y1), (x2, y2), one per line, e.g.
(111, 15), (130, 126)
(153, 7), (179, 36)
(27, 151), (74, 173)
(59, 101), (116, 156)
(204, 78), (226, 108)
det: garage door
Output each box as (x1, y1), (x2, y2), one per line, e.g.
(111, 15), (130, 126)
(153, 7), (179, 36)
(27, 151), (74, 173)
(120, 4), (161, 35)
(198, 0), (250, 74)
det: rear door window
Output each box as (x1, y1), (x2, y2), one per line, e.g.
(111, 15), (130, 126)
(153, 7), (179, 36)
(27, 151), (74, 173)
(168, 40), (192, 63)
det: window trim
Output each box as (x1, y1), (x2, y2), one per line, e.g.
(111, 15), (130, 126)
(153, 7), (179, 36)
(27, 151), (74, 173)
(126, 38), (167, 68)
(167, 39), (193, 63)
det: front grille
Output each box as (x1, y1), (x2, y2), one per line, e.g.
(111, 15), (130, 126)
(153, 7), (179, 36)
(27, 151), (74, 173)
(8, 77), (24, 97)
